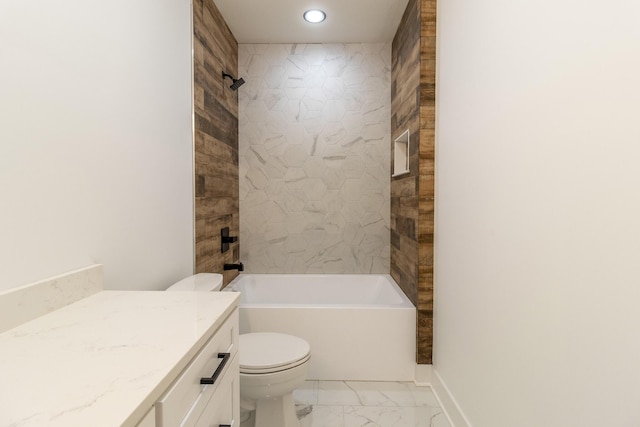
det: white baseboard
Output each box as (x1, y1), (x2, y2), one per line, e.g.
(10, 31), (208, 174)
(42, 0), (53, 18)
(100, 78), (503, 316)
(430, 369), (472, 427)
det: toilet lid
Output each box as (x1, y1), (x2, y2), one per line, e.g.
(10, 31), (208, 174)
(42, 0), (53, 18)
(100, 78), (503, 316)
(239, 333), (310, 373)
(167, 273), (223, 292)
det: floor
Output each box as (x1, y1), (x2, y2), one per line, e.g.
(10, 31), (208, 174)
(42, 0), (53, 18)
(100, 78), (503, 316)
(242, 380), (452, 427)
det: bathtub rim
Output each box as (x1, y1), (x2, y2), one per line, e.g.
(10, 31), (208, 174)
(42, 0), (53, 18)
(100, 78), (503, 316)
(224, 273), (415, 309)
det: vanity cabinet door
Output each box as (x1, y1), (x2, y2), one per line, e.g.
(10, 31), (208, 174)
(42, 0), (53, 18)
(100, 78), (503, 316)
(192, 355), (239, 427)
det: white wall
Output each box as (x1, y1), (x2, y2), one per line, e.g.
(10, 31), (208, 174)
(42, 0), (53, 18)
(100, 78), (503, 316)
(435, 0), (640, 426)
(238, 44), (391, 273)
(0, 0), (194, 291)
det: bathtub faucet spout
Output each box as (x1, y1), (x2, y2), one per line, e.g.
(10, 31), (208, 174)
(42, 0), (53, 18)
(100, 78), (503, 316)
(224, 262), (244, 271)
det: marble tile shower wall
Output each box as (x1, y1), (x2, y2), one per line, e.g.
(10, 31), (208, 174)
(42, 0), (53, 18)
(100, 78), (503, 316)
(238, 44), (392, 273)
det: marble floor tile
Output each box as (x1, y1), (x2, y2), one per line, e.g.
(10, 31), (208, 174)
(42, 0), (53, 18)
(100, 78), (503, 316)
(406, 382), (442, 408)
(344, 381), (417, 407)
(242, 381), (452, 427)
(317, 380), (365, 406)
(299, 405), (345, 427)
(294, 380), (320, 405)
(430, 412), (453, 427)
(343, 406), (446, 427)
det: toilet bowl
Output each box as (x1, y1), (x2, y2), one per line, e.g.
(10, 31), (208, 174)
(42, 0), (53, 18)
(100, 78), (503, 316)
(167, 274), (311, 427)
(239, 332), (310, 427)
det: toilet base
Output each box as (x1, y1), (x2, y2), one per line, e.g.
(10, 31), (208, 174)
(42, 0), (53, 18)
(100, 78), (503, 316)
(254, 394), (299, 427)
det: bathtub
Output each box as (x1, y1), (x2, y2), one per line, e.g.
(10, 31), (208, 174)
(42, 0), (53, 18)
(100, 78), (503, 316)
(225, 274), (416, 381)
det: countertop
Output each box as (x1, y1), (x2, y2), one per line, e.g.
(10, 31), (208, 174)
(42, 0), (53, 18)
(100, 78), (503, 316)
(0, 290), (239, 427)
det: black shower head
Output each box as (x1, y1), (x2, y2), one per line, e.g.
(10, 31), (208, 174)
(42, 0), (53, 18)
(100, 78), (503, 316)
(222, 72), (245, 91)
(230, 77), (245, 91)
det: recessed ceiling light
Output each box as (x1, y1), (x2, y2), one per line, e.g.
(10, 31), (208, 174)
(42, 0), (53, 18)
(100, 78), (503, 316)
(303, 9), (326, 24)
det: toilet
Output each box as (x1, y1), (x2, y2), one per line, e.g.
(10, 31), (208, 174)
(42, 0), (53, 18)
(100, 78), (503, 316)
(239, 332), (310, 427)
(167, 273), (311, 427)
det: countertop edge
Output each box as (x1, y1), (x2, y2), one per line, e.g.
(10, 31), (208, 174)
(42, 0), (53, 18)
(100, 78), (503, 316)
(121, 293), (240, 427)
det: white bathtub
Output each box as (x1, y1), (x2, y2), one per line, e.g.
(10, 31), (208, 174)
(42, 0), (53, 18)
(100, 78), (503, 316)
(225, 274), (416, 381)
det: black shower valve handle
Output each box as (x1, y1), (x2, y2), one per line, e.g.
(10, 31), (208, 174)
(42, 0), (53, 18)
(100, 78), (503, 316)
(220, 227), (238, 253)
(222, 235), (238, 244)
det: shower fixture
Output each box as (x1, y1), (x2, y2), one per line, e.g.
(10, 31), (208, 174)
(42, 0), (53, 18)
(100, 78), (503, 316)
(222, 71), (245, 91)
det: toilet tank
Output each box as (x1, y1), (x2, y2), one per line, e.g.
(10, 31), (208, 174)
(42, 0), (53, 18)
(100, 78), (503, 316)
(167, 273), (223, 292)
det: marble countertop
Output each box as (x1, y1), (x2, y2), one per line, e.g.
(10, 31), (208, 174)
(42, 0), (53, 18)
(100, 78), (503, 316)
(0, 290), (239, 427)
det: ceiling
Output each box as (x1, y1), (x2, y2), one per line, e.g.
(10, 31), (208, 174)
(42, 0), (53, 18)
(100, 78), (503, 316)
(212, 0), (410, 44)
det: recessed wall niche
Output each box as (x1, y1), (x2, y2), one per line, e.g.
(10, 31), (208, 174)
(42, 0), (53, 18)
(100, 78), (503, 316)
(392, 129), (410, 177)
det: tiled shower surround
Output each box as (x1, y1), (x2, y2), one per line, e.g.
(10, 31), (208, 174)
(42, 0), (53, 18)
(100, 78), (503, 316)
(238, 44), (391, 273)
(389, 0), (436, 364)
(193, 0), (241, 285)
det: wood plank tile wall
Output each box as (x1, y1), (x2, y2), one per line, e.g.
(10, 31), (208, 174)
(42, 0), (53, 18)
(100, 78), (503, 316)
(391, 0), (436, 364)
(193, 0), (240, 285)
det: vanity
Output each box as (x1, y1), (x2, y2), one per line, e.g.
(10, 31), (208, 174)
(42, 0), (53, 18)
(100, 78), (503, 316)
(0, 288), (240, 427)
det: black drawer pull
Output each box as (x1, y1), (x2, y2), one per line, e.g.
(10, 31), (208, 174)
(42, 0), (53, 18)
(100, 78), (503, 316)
(219, 425), (231, 427)
(200, 352), (230, 385)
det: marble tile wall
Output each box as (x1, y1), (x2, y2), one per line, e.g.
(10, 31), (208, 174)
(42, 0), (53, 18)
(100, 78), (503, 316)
(238, 44), (391, 273)
(193, 0), (241, 285)
(391, 0), (436, 364)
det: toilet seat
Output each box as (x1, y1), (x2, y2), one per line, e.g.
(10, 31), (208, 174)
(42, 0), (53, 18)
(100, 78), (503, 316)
(240, 332), (311, 374)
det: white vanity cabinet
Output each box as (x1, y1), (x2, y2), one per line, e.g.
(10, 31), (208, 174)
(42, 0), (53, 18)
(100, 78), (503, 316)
(155, 309), (239, 427)
(0, 291), (240, 427)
